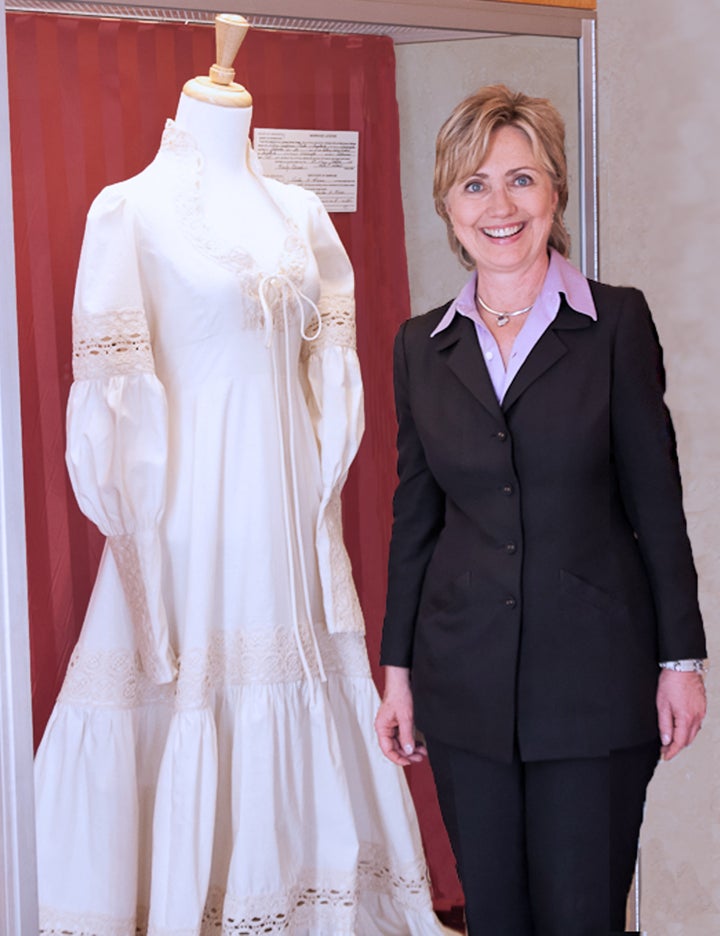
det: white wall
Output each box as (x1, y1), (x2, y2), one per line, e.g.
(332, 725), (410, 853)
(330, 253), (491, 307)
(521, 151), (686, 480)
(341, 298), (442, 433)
(598, 1), (720, 932)
(396, 34), (580, 315)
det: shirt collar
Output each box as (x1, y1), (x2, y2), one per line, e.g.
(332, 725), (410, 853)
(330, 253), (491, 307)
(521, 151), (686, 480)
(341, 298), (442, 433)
(430, 248), (596, 337)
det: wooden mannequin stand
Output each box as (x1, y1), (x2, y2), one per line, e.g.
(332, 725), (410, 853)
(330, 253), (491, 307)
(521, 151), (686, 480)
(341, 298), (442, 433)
(182, 13), (253, 108)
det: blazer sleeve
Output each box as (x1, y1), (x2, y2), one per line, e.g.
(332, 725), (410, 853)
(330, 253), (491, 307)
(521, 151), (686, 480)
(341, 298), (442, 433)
(380, 320), (446, 668)
(611, 288), (706, 661)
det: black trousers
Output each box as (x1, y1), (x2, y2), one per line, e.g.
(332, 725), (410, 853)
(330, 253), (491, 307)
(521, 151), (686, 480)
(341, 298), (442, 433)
(426, 737), (659, 936)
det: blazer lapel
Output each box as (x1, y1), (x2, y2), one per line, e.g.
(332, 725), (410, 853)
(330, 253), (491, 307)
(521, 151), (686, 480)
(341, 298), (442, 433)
(433, 314), (504, 421)
(502, 300), (593, 411)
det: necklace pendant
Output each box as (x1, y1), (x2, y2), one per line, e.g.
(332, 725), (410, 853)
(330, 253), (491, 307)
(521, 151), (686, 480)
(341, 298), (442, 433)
(496, 314), (510, 327)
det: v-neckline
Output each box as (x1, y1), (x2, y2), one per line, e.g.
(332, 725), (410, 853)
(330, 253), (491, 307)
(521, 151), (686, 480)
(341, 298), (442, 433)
(158, 119), (308, 291)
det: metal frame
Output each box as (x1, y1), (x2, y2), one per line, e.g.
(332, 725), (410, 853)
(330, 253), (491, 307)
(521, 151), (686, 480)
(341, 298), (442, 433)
(578, 15), (598, 278)
(0, 2), (599, 928)
(0, 0), (40, 930)
(7, 0), (594, 38)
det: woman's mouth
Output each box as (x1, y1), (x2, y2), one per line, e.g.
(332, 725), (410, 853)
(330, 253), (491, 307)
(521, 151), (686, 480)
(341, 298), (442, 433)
(482, 223), (525, 239)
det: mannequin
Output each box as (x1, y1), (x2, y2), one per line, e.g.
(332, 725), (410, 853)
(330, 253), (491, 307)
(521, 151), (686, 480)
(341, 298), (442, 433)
(172, 15), (287, 267)
(33, 13), (447, 936)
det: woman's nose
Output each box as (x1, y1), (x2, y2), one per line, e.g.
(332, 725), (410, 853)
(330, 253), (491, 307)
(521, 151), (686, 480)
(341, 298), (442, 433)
(487, 186), (514, 216)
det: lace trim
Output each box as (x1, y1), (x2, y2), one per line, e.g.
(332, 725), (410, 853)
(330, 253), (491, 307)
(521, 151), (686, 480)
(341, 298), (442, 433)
(357, 841), (433, 908)
(302, 294), (356, 356)
(73, 308), (154, 380)
(58, 647), (175, 709)
(108, 535), (172, 684)
(321, 490), (365, 634)
(174, 623), (372, 708)
(200, 883), (355, 935)
(41, 844), (433, 935)
(160, 120), (309, 333)
(39, 906), (138, 936)
(58, 625), (371, 709)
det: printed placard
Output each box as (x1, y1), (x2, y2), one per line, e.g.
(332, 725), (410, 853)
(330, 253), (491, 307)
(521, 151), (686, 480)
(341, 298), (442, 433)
(253, 128), (359, 213)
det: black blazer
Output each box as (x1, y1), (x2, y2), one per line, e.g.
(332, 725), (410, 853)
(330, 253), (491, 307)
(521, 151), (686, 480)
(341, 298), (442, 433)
(380, 281), (706, 764)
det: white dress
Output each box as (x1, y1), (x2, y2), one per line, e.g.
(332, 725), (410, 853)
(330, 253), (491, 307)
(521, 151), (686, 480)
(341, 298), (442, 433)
(35, 121), (444, 936)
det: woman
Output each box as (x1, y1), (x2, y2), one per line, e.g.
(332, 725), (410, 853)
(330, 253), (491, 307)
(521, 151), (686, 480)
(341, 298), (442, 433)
(375, 85), (707, 935)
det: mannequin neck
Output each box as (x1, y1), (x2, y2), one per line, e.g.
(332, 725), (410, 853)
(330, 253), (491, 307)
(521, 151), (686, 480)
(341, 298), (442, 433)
(174, 92), (253, 175)
(170, 91), (286, 262)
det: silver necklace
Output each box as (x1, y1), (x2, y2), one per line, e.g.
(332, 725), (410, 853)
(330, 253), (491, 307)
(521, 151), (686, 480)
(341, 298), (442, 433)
(475, 293), (533, 327)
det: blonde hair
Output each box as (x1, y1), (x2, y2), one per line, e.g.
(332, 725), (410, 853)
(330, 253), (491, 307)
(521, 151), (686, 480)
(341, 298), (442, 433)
(433, 84), (570, 268)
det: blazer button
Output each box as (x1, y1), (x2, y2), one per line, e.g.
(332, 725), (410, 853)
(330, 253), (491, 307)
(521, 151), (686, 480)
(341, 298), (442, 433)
(501, 483), (514, 496)
(496, 430), (507, 442)
(505, 596), (517, 609)
(505, 542), (517, 555)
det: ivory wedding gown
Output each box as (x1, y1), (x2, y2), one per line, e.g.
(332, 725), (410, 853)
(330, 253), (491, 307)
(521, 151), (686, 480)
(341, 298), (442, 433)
(35, 120), (444, 936)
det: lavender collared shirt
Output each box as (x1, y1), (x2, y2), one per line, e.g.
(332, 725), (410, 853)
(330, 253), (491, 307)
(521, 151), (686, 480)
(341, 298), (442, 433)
(430, 248), (596, 403)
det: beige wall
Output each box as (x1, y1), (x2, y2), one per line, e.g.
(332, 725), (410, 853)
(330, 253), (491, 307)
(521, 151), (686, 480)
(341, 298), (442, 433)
(598, 1), (720, 932)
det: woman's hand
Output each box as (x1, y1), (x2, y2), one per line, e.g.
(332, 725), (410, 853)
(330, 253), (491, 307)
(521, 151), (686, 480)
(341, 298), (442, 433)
(374, 665), (428, 766)
(656, 669), (707, 761)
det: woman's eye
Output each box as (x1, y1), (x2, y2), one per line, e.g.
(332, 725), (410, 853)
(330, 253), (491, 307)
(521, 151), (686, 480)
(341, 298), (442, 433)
(465, 180), (484, 193)
(514, 174), (533, 187)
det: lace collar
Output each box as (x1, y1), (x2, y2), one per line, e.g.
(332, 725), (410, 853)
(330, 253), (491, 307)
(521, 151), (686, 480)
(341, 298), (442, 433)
(158, 119), (307, 298)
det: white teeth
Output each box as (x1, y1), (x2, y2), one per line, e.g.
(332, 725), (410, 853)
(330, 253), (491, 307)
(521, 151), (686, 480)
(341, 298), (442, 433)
(483, 224), (523, 238)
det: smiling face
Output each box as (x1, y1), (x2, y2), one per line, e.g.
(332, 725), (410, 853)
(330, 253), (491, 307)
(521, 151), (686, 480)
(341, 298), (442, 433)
(444, 124), (558, 280)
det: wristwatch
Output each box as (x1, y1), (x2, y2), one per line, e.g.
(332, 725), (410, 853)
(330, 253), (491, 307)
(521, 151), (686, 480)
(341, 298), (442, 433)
(658, 659), (708, 674)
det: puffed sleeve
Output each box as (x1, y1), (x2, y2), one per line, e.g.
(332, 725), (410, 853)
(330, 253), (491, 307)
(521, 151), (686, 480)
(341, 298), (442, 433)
(300, 195), (365, 634)
(65, 185), (177, 683)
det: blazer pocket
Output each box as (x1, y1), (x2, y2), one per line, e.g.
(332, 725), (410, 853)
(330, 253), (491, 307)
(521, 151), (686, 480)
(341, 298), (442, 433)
(420, 569), (473, 615)
(559, 569), (626, 616)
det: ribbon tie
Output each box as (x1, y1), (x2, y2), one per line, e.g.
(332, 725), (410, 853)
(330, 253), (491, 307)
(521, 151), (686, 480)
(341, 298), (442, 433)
(258, 275), (326, 693)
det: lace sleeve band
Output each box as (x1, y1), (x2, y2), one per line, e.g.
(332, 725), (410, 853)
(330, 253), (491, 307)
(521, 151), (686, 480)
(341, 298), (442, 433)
(72, 308), (155, 380)
(302, 294), (356, 356)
